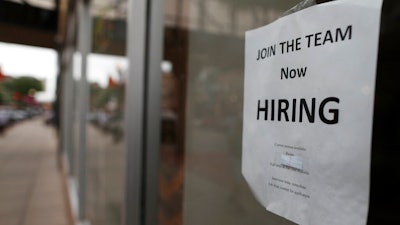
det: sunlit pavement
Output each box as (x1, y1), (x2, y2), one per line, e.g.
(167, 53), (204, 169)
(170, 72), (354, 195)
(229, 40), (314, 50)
(0, 118), (72, 225)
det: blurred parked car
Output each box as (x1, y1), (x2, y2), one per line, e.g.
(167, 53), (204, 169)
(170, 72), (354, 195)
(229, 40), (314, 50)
(0, 108), (11, 131)
(11, 109), (28, 122)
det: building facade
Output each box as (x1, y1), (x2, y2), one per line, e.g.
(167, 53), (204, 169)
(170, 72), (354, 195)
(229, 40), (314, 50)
(2, 0), (398, 225)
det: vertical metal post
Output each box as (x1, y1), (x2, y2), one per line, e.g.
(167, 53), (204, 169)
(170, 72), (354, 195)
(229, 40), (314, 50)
(61, 53), (68, 165)
(125, 0), (164, 224)
(62, 46), (75, 175)
(124, 0), (148, 224)
(77, 0), (91, 221)
(61, 9), (78, 176)
(145, 0), (164, 224)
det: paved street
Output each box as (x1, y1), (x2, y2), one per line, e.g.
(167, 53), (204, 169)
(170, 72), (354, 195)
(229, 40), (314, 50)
(0, 118), (72, 225)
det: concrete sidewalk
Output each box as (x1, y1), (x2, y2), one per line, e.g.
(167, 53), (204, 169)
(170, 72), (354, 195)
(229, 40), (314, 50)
(0, 118), (72, 225)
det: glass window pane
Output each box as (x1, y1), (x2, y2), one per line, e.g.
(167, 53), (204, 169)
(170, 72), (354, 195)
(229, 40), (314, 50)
(85, 1), (127, 224)
(159, 1), (301, 224)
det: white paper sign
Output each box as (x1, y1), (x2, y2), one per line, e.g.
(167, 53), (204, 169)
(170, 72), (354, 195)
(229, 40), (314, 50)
(242, 0), (382, 225)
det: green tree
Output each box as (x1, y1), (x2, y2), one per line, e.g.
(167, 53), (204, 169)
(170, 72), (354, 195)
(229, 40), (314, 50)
(11, 76), (43, 95)
(0, 82), (13, 104)
(0, 76), (43, 105)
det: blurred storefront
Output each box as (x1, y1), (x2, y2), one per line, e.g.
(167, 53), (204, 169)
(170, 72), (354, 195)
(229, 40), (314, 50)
(1, 0), (400, 225)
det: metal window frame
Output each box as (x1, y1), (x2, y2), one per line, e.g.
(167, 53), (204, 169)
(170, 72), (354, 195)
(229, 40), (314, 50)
(61, 17), (76, 177)
(76, 0), (91, 222)
(124, 0), (164, 224)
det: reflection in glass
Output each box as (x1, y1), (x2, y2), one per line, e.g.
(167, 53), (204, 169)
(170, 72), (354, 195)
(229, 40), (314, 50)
(85, 53), (127, 225)
(83, 2), (128, 224)
(160, 0), (300, 225)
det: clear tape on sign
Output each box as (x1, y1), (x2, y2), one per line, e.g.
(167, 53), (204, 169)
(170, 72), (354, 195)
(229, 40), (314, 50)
(281, 154), (304, 170)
